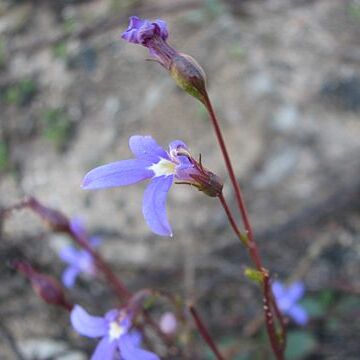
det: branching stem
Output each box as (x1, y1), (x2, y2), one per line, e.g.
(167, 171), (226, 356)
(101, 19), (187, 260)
(204, 94), (286, 359)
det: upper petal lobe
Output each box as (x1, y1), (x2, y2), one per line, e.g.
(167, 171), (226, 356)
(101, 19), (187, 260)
(129, 135), (169, 162)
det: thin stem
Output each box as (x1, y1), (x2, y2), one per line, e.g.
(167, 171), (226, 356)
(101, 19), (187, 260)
(218, 195), (284, 358)
(218, 193), (248, 246)
(203, 94), (286, 359)
(67, 229), (131, 301)
(203, 94), (253, 241)
(188, 304), (225, 360)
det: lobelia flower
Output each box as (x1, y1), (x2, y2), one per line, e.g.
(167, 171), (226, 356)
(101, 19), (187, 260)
(71, 305), (159, 360)
(272, 281), (309, 326)
(59, 217), (101, 288)
(82, 135), (222, 237)
(121, 16), (208, 103)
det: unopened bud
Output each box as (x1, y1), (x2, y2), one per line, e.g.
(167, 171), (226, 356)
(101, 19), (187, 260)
(244, 267), (264, 284)
(27, 197), (70, 233)
(170, 53), (207, 103)
(191, 170), (223, 198)
(12, 260), (73, 311)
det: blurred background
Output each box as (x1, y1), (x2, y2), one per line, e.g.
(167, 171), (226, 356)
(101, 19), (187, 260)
(1, 0), (360, 359)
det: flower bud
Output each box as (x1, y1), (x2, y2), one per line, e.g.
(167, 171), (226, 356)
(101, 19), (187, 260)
(190, 169), (223, 198)
(12, 260), (73, 311)
(170, 53), (207, 103)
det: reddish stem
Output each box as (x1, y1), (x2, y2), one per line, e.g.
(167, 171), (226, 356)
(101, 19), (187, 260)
(189, 304), (225, 360)
(66, 229), (131, 301)
(204, 95), (286, 359)
(203, 94), (253, 241)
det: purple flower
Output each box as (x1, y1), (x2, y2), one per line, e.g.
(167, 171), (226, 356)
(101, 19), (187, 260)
(71, 305), (159, 360)
(272, 281), (308, 326)
(121, 16), (168, 46)
(82, 135), (222, 237)
(121, 16), (207, 102)
(59, 218), (101, 288)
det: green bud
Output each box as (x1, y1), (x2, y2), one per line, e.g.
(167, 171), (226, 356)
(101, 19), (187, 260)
(170, 53), (207, 103)
(244, 267), (264, 283)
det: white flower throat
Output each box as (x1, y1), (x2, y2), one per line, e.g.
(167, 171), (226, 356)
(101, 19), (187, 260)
(148, 158), (176, 177)
(109, 322), (126, 340)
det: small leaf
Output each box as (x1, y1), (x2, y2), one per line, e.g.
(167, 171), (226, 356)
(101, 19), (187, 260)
(244, 267), (263, 283)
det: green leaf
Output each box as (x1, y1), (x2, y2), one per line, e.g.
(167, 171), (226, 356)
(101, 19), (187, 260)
(285, 331), (316, 359)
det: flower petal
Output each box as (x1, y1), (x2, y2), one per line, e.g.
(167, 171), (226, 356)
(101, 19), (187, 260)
(89, 236), (102, 248)
(69, 217), (87, 239)
(119, 334), (160, 360)
(287, 282), (305, 302)
(126, 331), (142, 347)
(62, 266), (80, 288)
(121, 16), (150, 44)
(121, 16), (168, 45)
(91, 336), (117, 360)
(71, 305), (107, 338)
(288, 305), (308, 326)
(129, 135), (169, 162)
(143, 176), (173, 236)
(272, 281), (285, 299)
(82, 159), (153, 190)
(59, 246), (80, 265)
(169, 140), (189, 153)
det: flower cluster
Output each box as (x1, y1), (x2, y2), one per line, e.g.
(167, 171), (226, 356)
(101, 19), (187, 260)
(82, 135), (222, 237)
(71, 305), (159, 360)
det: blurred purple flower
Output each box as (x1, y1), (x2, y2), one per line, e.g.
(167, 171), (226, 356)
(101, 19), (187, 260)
(159, 312), (177, 335)
(272, 281), (308, 326)
(59, 218), (101, 288)
(71, 305), (159, 360)
(82, 135), (222, 237)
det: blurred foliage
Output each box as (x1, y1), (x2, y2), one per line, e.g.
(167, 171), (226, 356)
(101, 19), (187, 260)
(111, 0), (141, 11)
(285, 331), (317, 359)
(185, 0), (225, 24)
(229, 44), (247, 60)
(0, 141), (10, 171)
(301, 290), (335, 317)
(348, 1), (360, 22)
(40, 108), (74, 151)
(64, 17), (76, 34)
(53, 41), (68, 60)
(0, 40), (6, 69)
(1, 78), (37, 106)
